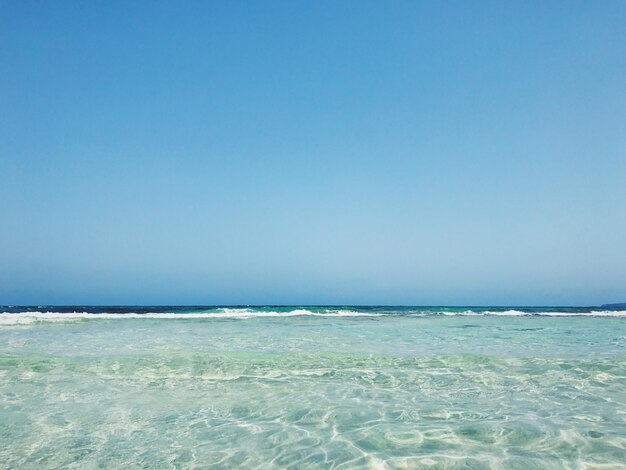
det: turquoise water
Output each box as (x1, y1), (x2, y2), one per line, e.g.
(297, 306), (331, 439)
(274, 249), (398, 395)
(1, 307), (625, 469)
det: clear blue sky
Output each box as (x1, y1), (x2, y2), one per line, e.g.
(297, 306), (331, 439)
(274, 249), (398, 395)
(1, 1), (625, 306)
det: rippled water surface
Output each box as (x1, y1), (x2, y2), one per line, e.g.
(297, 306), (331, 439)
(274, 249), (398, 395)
(1, 308), (625, 469)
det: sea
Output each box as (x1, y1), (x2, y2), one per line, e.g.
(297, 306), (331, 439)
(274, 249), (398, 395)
(1, 306), (625, 469)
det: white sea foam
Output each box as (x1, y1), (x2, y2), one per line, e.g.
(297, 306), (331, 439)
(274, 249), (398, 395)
(537, 310), (626, 317)
(0, 309), (384, 325)
(476, 310), (532, 316)
(212, 308), (383, 318)
(0, 309), (624, 325)
(431, 310), (626, 317)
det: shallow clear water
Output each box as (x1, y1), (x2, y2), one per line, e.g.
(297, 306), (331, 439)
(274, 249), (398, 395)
(1, 307), (625, 469)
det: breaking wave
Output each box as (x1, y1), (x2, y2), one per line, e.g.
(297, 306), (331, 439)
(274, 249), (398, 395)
(1, 307), (625, 325)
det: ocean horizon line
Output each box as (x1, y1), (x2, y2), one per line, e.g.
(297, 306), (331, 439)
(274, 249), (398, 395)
(1, 303), (620, 308)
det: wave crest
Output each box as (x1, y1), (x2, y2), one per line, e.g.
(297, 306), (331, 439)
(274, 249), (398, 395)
(1, 309), (625, 325)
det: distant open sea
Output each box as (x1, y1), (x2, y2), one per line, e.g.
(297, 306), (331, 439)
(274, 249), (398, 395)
(1, 306), (625, 468)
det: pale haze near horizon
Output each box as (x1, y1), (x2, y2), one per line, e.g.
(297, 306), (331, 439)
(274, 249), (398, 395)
(1, 1), (625, 306)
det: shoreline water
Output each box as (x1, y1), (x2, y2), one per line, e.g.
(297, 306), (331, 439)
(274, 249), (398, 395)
(1, 306), (625, 468)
